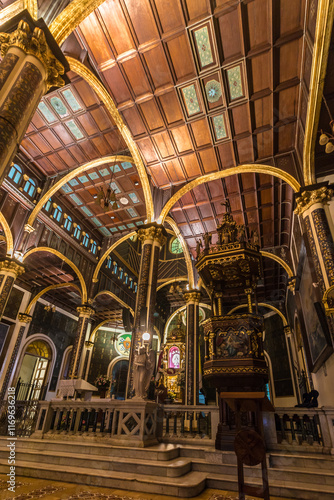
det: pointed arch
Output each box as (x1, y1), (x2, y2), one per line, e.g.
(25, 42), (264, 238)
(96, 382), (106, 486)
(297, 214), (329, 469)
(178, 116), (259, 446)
(165, 216), (195, 289)
(92, 231), (136, 282)
(24, 283), (82, 315)
(260, 251), (294, 278)
(93, 290), (134, 317)
(159, 165), (301, 223)
(0, 212), (13, 257)
(22, 247), (87, 303)
(227, 303), (288, 326)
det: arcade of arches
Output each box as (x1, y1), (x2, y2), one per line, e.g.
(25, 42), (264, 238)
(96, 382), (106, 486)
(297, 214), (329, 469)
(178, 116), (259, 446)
(0, 1), (334, 498)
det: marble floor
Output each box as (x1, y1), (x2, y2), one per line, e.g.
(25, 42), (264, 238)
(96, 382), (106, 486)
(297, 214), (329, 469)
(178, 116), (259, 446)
(0, 474), (299, 500)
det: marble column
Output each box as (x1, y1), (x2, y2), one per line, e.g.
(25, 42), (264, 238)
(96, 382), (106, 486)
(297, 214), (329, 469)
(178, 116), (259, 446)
(0, 19), (65, 182)
(0, 313), (32, 401)
(295, 185), (334, 294)
(68, 306), (95, 379)
(0, 258), (25, 319)
(126, 223), (167, 398)
(183, 290), (201, 406)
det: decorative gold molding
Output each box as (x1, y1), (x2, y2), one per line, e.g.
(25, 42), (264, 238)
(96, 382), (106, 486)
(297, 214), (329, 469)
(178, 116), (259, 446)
(93, 290), (134, 316)
(322, 284), (334, 316)
(0, 21), (64, 89)
(67, 58), (154, 222)
(24, 0), (37, 20)
(85, 340), (94, 349)
(27, 155), (135, 229)
(77, 305), (95, 317)
(88, 318), (121, 342)
(165, 216), (194, 289)
(260, 251), (294, 278)
(0, 259), (24, 276)
(287, 277), (296, 293)
(49, 0), (106, 47)
(22, 247), (87, 303)
(92, 231), (136, 283)
(303, 0), (334, 185)
(294, 186), (333, 216)
(227, 302), (288, 326)
(0, 212), (13, 257)
(183, 290), (201, 304)
(25, 282), (82, 315)
(284, 326), (292, 336)
(18, 312), (32, 323)
(138, 225), (167, 247)
(156, 277), (188, 292)
(159, 165), (301, 223)
(0, 1), (36, 25)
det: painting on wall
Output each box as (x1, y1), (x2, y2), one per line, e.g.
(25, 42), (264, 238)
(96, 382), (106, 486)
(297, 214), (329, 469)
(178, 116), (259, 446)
(299, 259), (333, 372)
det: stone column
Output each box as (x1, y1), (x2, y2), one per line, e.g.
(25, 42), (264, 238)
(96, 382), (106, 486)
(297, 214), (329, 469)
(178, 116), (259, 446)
(295, 185), (334, 294)
(68, 306), (95, 379)
(0, 259), (25, 319)
(0, 19), (65, 182)
(0, 313), (32, 401)
(184, 290), (201, 406)
(126, 223), (167, 398)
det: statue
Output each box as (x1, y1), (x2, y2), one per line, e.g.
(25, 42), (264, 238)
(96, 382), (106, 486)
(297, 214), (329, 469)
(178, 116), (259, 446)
(195, 238), (202, 258)
(204, 232), (212, 250)
(133, 345), (155, 399)
(237, 225), (246, 243)
(251, 230), (259, 246)
(221, 199), (231, 214)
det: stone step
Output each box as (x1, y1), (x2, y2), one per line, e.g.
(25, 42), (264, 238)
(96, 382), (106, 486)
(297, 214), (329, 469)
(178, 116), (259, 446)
(207, 473), (334, 500)
(0, 447), (192, 478)
(268, 451), (334, 471)
(0, 459), (207, 498)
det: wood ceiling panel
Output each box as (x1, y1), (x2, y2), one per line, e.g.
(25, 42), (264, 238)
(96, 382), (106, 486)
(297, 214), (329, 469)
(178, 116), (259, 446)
(256, 130), (273, 158)
(218, 8), (243, 61)
(29, 134), (52, 154)
(246, 0), (271, 50)
(79, 140), (99, 160)
(98, 0), (135, 55)
(185, 207), (200, 222)
(148, 165), (170, 187)
(199, 148), (218, 173)
(158, 90), (184, 125)
(170, 210), (187, 224)
(199, 204), (213, 219)
(230, 196), (242, 212)
(171, 125), (193, 153)
(52, 124), (74, 146)
(40, 129), (63, 150)
(207, 179), (225, 198)
(30, 112), (46, 130)
(92, 136), (112, 156)
(184, 0), (210, 21)
(104, 130), (126, 151)
(231, 103), (251, 136)
(279, 0), (305, 36)
(278, 86), (299, 120)
(73, 79), (100, 108)
(121, 55), (152, 97)
(277, 123), (296, 153)
(79, 14), (114, 66)
(47, 153), (68, 172)
(36, 157), (56, 175)
(21, 138), (42, 158)
(253, 96), (272, 129)
(68, 145), (87, 164)
(224, 175), (239, 195)
(122, 106), (147, 137)
(216, 142), (236, 167)
(90, 107), (115, 132)
(165, 33), (196, 82)
(123, 0), (160, 46)
(261, 206), (273, 221)
(181, 153), (201, 179)
(139, 99), (165, 131)
(243, 192), (257, 209)
(278, 39), (302, 83)
(259, 187), (272, 205)
(179, 190), (194, 206)
(250, 51), (272, 94)
(152, 132), (175, 159)
(246, 209), (259, 224)
(136, 137), (159, 163)
(57, 149), (77, 167)
(192, 184), (209, 203)
(236, 136), (254, 163)
(142, 44), (173, 90)
(102, 66), (132, 105)
(164, 159), (185, 183)
(154, 0), (185, 33)
(190, 118), (212, 148)
(77, 114), (99, 136)
(240, 173), (255, 190)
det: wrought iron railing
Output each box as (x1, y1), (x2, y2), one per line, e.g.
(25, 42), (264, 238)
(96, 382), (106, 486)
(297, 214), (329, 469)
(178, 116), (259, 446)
(162, 404), (219, 441)
(0, 400), (40, 437)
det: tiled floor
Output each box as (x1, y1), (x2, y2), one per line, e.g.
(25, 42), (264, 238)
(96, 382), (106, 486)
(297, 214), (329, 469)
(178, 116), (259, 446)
(0, 474), (298, 500)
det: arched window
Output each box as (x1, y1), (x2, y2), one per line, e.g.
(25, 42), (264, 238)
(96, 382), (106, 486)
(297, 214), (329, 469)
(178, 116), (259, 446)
(44, 198), (52, 212)
(106, 258), (112, 269)
(134, 282), (138, 293)
(53, 205), (62, 222)
(8, 164), (22, 184)
(113, 262), (118, 274)
(129, 278), (133, 289)
(118, 267), (123, 280)
(124, 273), (128, 285)
(74, 224), (81, 240)
(90, 241), (97, 254)
(23, 178), (37, 198)
(64, 215), (72, 232)
(82, 232), (89, 247)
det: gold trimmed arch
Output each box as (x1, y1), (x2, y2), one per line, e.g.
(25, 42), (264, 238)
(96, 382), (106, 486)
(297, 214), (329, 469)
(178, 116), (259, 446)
(260, 251), (294, 278)
(0, 212), (13, 257)
(93, 290), (134, 316)
(49, 0), (106, 46)
(24, 283), (82, 315)
(89, 319), (117, 343)
(157, 277), (188, 292)
(66, 58), (154, 222)
(227, 302), (288, 326)
(159, 165), (301, 223)
(27, 155), (134, 229)
(24, 0), (37, 19)
(163, 302), (211, 343)
(165, 216), (195, 289)
(22, 247), (87, 303)
(303, 0), (334, 185)
(92, 231), (136, 282)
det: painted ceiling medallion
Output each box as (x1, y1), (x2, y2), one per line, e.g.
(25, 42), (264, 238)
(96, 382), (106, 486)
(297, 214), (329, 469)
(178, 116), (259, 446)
(182, 84), (201, 116)
(205, 80), (222, 103)
(194, 26), (213, 67)
(226, 66), (243, 100)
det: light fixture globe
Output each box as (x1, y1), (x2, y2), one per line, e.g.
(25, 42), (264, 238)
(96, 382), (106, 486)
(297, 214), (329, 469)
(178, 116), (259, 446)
(319, 133), (329, 146)
(325, 141), (334, 154)
(142, 332), (151, 342)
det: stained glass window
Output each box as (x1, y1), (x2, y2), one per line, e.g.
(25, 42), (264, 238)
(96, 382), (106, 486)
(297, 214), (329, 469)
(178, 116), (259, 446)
(23, 178), (37, 198)
(8, 164), (22, 184)
(64, 216), (72, 232)
(53, 205), (62, 222)
(74, 225), (81, 239)
(82, 233), (89, 247)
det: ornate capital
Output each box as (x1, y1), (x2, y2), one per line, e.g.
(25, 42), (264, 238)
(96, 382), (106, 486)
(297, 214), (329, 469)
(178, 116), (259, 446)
(0, 20), (64, 89)
(183, 289), (201, 303)
(85, 340), (94, 350)
(284, 326), (292, 336)
(138, 225), (167, 247)
(0, 259), (24, 276)
(77, 305), (95, 317)
(18, 313), (32, 324)
(295, 186), (333, 216)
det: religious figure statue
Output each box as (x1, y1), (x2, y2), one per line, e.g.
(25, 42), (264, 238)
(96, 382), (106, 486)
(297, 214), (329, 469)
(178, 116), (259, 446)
(133, 345), (155, 399)
(204, 232), (212, 250)
(195, 238), (203, 258)
(251, 229), (259, 246)
(237, 225), (246, 242)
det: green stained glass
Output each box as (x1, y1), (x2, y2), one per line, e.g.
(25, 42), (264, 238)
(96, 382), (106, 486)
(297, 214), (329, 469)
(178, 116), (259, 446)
(66, 120), (84, 139)
(50, 96), (68, 117)
(212, 114), (227, 140)
(38, 102), (57, 123)
(182, 85), (200, 116)
(171, 237), (183, 254)
(62, 89), (82, 112)
(227, 66), (243, 100)
(194, 26), (213, 67)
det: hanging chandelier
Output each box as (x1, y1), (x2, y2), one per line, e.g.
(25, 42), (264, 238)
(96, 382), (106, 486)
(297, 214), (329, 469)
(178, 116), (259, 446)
(319, 96), (334, 154)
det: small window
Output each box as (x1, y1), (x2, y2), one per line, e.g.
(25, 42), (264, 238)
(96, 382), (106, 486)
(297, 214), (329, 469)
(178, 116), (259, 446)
(134, 283), (138, 293)
(53, 205), (62, 222)
(113, 262), (118, 274)
(23, 178), (37, 198)
(8, 164), (22, 184)
(90, 241), (97, 255)
(82, 233), (89, 247)
(170, 237), (183, 254)
(129, 279), (133, 289)
(124, 274), (128, 285)
(44, 198), (52, 212)
(106, 258), (112, 269)
(74, 225), (81, 240)
(64, 216), (72, 232)
(119, 268), (123, 280)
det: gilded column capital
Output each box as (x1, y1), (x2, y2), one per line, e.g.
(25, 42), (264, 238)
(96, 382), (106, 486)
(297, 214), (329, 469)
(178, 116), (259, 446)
(0, 20), (64, 89)
(84, 340), (94, 350)
(77, 305), (95, 317)
(18, 313), (32, 324)
(283, 326), (292, 336)
(183, 289), (201, 304)
(294, 186), (333, 216)
(287, 277), (296, 293)
(137, 224), (167, 247)
(0, 259), (25, 276)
